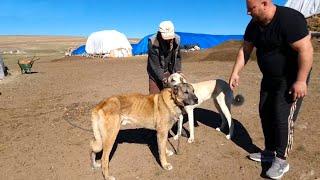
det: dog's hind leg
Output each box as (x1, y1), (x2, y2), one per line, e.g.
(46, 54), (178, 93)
(216, 93), (233, 140)
(101, 114), (121, 180)
(90, 110), (103, 169)
(214, 98), (226, 132)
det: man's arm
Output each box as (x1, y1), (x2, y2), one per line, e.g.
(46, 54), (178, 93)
(289, 34), (313, 100)
(229, 41), (254, 90)
(147, 40), (165, 82)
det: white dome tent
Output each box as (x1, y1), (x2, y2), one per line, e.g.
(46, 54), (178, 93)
(285, 0), (320, 18)
(85, 30), (132, 58)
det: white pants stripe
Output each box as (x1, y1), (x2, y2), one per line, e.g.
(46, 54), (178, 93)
(285, 100), (297, 157)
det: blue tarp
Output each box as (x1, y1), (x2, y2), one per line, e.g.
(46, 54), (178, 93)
(132, 32), (243, 55)
(71, 45), (86, 56)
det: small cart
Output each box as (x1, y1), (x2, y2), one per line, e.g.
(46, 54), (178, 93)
(18, 56), (39, 74)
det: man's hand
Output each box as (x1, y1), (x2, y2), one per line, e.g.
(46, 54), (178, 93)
(289, 81), (307, 101)
(162, 78), (169, 88)
(229, 73), (240, 90)
(228, 41), (253, 91)
(162, 72), (171, 88)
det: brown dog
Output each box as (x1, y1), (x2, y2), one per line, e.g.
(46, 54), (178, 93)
(90, 83), (198, 180)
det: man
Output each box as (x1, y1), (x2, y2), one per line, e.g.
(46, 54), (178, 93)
(147, 20), (182, 94)
(229, 0), (313, 179)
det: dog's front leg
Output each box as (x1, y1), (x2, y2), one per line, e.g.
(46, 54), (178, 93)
(157, 130), (173, 170)
(186, 107), (195, 143)
(173, 115), (183, 140)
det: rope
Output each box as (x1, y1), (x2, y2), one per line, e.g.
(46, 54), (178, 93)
(63, 117), (93, 133)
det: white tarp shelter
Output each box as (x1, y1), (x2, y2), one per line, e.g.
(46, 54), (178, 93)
(85, 30), (132, 58)
(0, 55), (5, 80)
(285, 0), (320, 18)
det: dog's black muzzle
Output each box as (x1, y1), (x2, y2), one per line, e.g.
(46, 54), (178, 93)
(184, 95), (198, 106)
(193, 96), (198, 104)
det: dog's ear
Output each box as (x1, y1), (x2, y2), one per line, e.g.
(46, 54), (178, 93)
(162, 78), (169, 88)
(178, 73), (187, 83)
(180, 76), (186, 83)
(172, 85), (180, 95)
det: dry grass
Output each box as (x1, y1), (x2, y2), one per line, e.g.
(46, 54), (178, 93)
(182, 41), (257, 62)
(0, 36), (86, 67)
(0, 36), (140, 67)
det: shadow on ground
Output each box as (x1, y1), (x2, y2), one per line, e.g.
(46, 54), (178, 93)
(193, 108), (261, 153)
(92, 129), (161, 166)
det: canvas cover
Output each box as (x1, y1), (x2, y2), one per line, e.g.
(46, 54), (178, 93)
(71, 45), (86, 56)
(131, 32), (243, 55)
(0, 55), (6, 80)
(285, 0), (320, 18)
(85, 30), (132, 57)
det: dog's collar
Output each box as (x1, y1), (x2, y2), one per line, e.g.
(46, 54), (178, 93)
(170, 93), (186, 115)
(160, 90), (182, 119)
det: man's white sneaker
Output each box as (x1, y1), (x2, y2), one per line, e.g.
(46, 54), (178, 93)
(266, 157), (289, 179)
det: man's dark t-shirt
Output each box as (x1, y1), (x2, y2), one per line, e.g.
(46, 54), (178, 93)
(244, 6), (308, 81)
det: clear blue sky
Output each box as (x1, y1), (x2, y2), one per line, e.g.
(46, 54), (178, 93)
(1, 0), (287, 38)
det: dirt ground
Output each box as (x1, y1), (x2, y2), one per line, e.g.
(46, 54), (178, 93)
(0, 37), (319, 180)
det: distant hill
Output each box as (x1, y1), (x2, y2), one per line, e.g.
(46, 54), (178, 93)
(181, 41), (244, 62)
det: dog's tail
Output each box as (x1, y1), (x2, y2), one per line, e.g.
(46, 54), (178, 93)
(232, 94), (245, 106)
(90, 109), (103, 152)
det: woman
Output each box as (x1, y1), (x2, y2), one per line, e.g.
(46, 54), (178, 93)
(147, 20), (182, 94)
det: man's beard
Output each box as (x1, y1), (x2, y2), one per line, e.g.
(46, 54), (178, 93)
(252, 16), (258, 22)
(251, 15), (266, 25)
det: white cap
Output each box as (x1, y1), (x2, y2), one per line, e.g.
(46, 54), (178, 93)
(158, 21), (175, 40)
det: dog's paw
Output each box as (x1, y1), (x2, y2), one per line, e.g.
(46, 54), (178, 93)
(173, 135), (179, 140)
(226, 134), (231, 140)
(91, 161), (101, 170)
(166, 149), (174, 156)
(163, 163), (173, 171)
(215, 127), (221, 132)
(187, 138), (194, 143)
(106, 175), (115, 180)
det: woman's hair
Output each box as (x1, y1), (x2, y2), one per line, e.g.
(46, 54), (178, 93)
(157, 31), (174, 51)
(156, 31), (163, 40)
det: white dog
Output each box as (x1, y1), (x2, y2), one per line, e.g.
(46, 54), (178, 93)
(167, 73), (244, 142)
